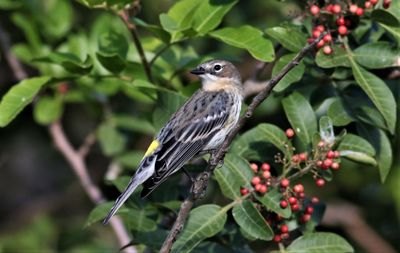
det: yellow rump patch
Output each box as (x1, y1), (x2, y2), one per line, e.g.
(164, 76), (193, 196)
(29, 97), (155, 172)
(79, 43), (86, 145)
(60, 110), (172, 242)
(144, 140), (159, 157)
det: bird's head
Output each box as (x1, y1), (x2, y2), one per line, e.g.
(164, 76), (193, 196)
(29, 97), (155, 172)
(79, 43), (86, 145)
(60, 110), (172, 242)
(190, 60), (242, 91)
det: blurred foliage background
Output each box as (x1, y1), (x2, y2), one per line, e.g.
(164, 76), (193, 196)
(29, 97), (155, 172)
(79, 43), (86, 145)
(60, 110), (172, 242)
(0, 0), (399, 252)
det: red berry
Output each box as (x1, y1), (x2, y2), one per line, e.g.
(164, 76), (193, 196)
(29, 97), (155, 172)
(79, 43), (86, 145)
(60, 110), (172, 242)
(313, 30), (322, 38)
(298, 192), (305, 199)
(336, 17), (345, 26)
(280, 224), (289, 233)
(281, 232), (290, 239)
(301, 214), (312, 223)
(331, 162), (340, 170)
(326, 150), (335, 159)
(317, 141), (325, 148)
(370, 0), (378, 5)
(250, 163), (258, 173)
(307, 37), (315, 44)
(349, 4), (358, 13)
(281, 178), (290, 188)
(305, 206), (314, 214)
(289, 197), (297, 205)
(323, 34), (332, 42)
(323, 158), (333, 168)
(259, 184), (268, 193)
(326, 4), (334, 13)
(334, 151), (340, 158)
(291, 204), (300, 212)
(285, 128), (295, 138)
(261, 163), (270, 171)
(311, 197), (320, 204)
(293, 184), (304, 193)
(338, 25), (347, 35)
(316, 25), (325, 32)
(356, 7), (364, 16)
(262, 171), (271, 179)
(280, 200), (288, 208)
(240, 187), (249, 196)
(274, 234), (282, 242)
(310, 5), (320, 15)
(365, 1), (372, 8)
(255, 183), (263, 191)
(383, 0), (391, 9)
(332, 4), (341, 14)
(317, 160), (323, 167)
(316, 178), (325, 187)
(299, 153), (307, 161)
(58, 83), (69, 94)
(316, 39), (325, 48)
(292, 154), (300, 163)
(251, 176), (261, 186)
(323, 45), (332, 55)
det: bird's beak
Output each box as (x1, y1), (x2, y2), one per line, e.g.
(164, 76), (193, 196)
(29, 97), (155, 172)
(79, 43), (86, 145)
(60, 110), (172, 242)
(190, 67), (206, 75)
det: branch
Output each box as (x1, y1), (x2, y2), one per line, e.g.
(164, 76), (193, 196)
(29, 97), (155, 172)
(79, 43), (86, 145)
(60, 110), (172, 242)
(160, 34), (326, 253)
(0, 25), (28, 80)
(49, 121), (137, 253)
(118, 9), (154, 83)
(322, 201), (396, 253)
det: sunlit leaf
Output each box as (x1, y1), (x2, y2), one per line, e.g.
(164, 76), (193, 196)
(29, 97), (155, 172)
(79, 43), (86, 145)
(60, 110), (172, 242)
(0, 76), (50, 127)
(354, 42), (400, 69)
(33, 96), (63, 125)
(265, 26), (307, 52)
(272, 53), (305, 92)
(286, 232), (354, 253)
(210, 26), (275, 62)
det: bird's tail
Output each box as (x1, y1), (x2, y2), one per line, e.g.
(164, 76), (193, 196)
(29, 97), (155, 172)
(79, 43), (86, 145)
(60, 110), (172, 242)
(102, 156), (156, 224)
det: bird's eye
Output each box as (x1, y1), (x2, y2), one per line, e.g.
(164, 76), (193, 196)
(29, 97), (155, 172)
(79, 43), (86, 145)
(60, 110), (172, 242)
(213, 64), (222, 71)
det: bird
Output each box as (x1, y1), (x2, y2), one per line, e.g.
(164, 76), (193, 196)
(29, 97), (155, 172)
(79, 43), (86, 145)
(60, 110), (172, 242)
(103, 59), (243, 224)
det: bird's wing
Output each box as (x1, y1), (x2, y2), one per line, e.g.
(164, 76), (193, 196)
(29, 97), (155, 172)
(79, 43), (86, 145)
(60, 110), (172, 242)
(140, 91), (230, 197)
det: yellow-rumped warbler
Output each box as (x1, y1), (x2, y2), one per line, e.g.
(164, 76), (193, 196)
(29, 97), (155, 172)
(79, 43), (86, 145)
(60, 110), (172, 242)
(103, 60), (243, 224)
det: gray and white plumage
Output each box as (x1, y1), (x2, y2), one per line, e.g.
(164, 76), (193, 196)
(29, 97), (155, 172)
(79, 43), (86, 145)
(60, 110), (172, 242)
(103, 60), (243, 224)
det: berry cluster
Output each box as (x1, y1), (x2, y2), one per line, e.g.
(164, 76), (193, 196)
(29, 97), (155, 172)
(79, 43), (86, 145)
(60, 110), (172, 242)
(239, 127), (342, 243)
(308, 0), (391, 55)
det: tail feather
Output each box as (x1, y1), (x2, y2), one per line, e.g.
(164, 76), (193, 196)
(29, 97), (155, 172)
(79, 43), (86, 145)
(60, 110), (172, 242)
(103, 155), (156, 224)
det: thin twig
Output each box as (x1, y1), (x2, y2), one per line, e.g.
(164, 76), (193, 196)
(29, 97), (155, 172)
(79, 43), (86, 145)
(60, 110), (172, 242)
(149, 43), (173, 66)
(118, 10), (154, 83)
(49, 122), (137, 253)
(160, 34), (327, 253)
(0, 25), (28, 80)
(78, 132), (96, 158)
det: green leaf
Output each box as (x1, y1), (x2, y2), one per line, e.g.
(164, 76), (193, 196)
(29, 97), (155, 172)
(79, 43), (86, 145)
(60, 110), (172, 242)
(232, 201), (273, 241)
(265, 26), (307, 52)
(97, 31), (129, 73)
(85, 202), (128, 227)
(316, 45), (350, 68)
(282, 92), (317, 145)
(97, 122), (126, 156)
(350, 60), (397, 134)
(33, 96), (63, 125)
(209, 26), (275, 62)
(379, 23), (400, 43)
(272, 53), (305, 91)
(337, 134), (375, 157)
(192, 0), (238, 35)
(172, 204), (228, 253)
(112, 114), (155, 135)
(237, 123), (290, 155)
(286, 232), (354, 253)
(214, 154), (253, 200)
(116, 150), (144, 168)
(255, 188), (292, 218)
(132, 17), (171, 43)
(339, 150), (377, 166)
(126, 209), (157, 232)
(0, 76), (50, 127)
(327, 99), (354, 126)
(354, 42), (400, 69)
(358, 125), (393, 183)
(34, 52), (93, 75)
(371, 9), (400, 27)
